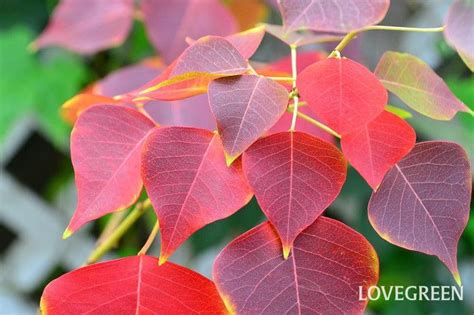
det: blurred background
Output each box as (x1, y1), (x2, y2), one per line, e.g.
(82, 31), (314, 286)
(0, 0), (472, 314)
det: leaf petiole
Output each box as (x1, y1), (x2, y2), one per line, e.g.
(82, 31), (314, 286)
(287, 107), (341, 138)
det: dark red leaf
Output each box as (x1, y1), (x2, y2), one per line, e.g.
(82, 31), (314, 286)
(279, 0), (390, 33)
(41, 256), (227, 314)
(142, 127), (252, 263)
(242, 131), (347, 257)
(298, 58), (387, 135)
(368, 141), (472, 285)
(208, 75), (289, 164)
(34, 0), (134, 54)
(341, 111), (416, 189)
(213, 217), (379, 314)
(141, 0), (237, 63)
(65, 105), (155, 236)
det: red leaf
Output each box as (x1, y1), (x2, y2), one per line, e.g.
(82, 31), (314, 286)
(208, 75), (289, 164)
(142, 127), (252, 263)
(375, 51), (471, 120)
(298, 58), (387, 135)
(368, 141), (472, 285)
(226, 26), (266, 59)
(134, 36), (249, 101)
(341, 111), (416, 189)
(41, 256), (227, 314)
(144, 94), (216, 131)
(65, 105), (155, 236)
(213, 217), (379, 314)
(141, 0), (237, 63)
(444, 0), (474, 71)
(262, 50), (327, 75)
(33, 0), (134, 54)
(242, 131), (347, 257)
(60, 94), (120, 124)
(279, 0), (390, 33)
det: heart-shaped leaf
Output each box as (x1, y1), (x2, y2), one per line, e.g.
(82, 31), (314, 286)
(41, 256), (227, 314)
(213, 217), (379, 314)
(135, 36), (249, 101)
(375, 51), (471, 120)
(142, 127), (252, 263)
(298, 58), (387, 135)
(368, 141), (471, 285)
(65, 105), (155, 236)
(34, 0), (134, 54)
(208, 75), (289, 164)
(341, 111), (416, 189)
(444, 0), (474, 71)
(141, 0), (237, 63)
(242, 131), (347, 257)
(279, 0), (390, 33)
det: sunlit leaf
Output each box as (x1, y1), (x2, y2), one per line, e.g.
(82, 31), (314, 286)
(61, 94), (120, 124)
(375, 51), (471, 120)
(341, 111), (416, 189)
(298, 58), (387, 135)
(33, 0), (134, 54)
(368, 141), (471, 285)
(208, 75), (289, 164)
(242, 131), (347, 257)
(142, 127), (252, 263)
(444, 0), (474, 72)
(141, 0), (237, 63)
(213, 217), (379, 314)
(134, 36), (249, 101)
(65, 105), (155, 236)
(264, 23), (343, 47)
(41, 256), (227, 314)
(279, 0), (390, 33)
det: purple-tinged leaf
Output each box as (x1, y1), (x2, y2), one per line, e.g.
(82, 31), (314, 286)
(375, 51), (471, 120)
(65, 105), (155, 235)
(142, 127), (252, 263)
(34, 0), (134, 54)
(279, 0), (390, 33)
(226, 26), (266, 59)
(368, 141), (472, 285)
(208, 75), (289, 164)
(242, 131), (347, 257)
(141, 0), (237, 63)
(213, 217), (379, 314)
(264, 23), (344, 47)
(444, 0), (474, 71)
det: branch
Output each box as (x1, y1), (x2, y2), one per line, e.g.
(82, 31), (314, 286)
(287, 107), (341, 138)
(289, 45), (299, 131)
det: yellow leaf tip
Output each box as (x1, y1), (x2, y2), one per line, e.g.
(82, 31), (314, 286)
(453, 271), (462, 286)
(62, 228), (73, 240)
(282, 245), (291, 260)
(158, 255), (168, 266)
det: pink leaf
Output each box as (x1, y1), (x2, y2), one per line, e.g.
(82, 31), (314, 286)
(65, 105), (155, 236)
(34, 0), (134, 54)
(225, 26), (266, 59)
(141, 0), (238, 63)
(242, 131), (347, 257)
(142, 127), (252, 263)
(279, 0), (390, 33)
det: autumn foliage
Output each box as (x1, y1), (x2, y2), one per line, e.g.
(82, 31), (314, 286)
(36, 0), (472, 314)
